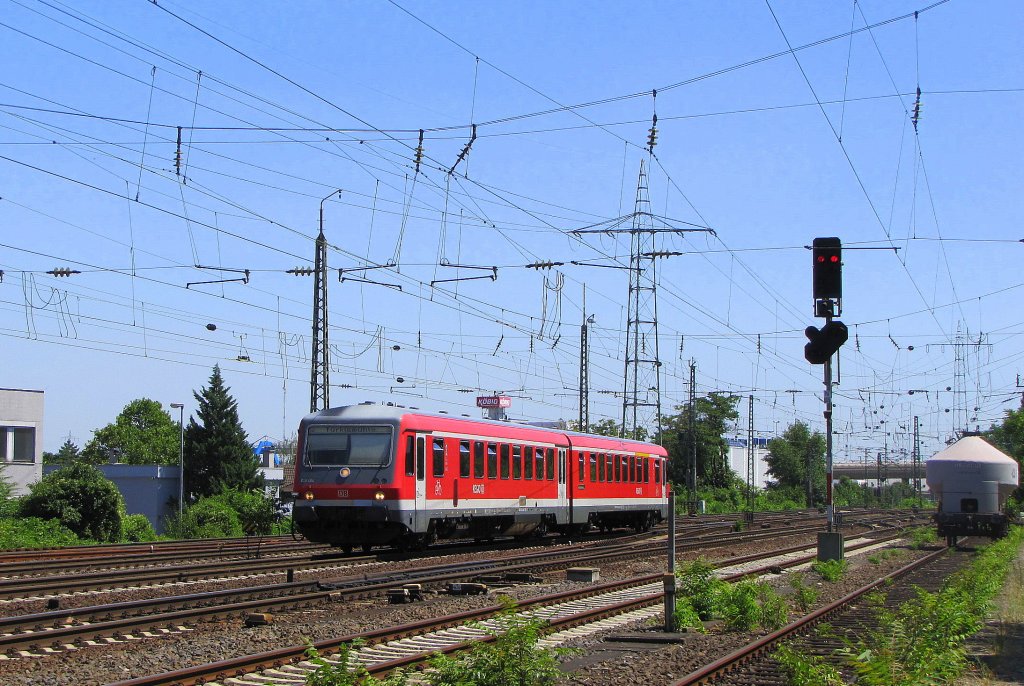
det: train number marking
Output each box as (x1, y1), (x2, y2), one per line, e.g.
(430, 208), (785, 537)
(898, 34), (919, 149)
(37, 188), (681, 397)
(434, 481), (443, 496)
(635, 487), (642, 495)
(472, 484), (485, 494)
(337, 489), (349, 498)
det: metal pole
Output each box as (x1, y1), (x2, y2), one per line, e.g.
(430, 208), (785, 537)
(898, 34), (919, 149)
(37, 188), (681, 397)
(664, 491), (676, 631)
(824, 356), (834, 532)
(170, 403), (185, 514)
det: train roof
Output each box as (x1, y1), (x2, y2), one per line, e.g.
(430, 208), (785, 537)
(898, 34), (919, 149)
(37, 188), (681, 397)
(927, 436), (1017, 465)
(301, 403), (666, 452)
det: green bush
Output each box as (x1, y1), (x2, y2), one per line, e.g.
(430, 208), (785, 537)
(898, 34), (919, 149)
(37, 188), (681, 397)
(676, 558), (727, 621)
(789, 573), (820, 613)
(424, 596), (564, 686)
(811, 559), (849, 582)
(19, 462), (124, 542)
(305, 641), (408, 686)
(775, 644), (845, 686)
(219, 489), (276, 536)
(121, 513), (158, 542)
(166, 497), (242, 539)
(0, 517), (85, 549)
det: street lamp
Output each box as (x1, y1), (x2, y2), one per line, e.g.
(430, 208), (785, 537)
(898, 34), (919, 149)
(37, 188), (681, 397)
(169, 403), (185, 515)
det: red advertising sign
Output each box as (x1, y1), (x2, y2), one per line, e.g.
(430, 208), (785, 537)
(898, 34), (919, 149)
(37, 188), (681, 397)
(476, 395), (512, 408)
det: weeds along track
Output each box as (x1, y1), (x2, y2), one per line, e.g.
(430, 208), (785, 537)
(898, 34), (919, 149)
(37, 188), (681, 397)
(669, 543), (971, 685)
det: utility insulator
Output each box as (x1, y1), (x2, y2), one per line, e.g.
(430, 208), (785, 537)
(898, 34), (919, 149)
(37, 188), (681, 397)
(526, 261), (564, 270)
(175, 126), (183, 176)
(646, 112), (658, 153)
(912, 87), (923, 132)
(287, 267), (314, 276)
(414, 129), (424, 173)
(47, 268), (81, 277)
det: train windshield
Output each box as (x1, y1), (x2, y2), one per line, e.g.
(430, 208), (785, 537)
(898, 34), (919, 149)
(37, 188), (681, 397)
(304, 425), (393, 467)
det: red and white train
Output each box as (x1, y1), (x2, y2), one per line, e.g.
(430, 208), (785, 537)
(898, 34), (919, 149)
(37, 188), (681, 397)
(291, 403), (670, 551)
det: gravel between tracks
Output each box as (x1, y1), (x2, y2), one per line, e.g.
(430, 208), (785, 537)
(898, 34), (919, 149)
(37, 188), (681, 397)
(0, 527), (925, 686)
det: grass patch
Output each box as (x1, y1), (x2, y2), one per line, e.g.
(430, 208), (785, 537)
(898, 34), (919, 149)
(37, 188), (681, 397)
(908, 526), (939, 550)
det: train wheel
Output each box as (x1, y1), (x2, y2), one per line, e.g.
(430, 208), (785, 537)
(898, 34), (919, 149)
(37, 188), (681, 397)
(342, 544), (353, 554)
(946, 535), (955, 547)
(361, 543), (373, 554)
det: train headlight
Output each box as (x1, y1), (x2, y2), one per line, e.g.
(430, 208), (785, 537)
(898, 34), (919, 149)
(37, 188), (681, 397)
(374, 490), (386, 501)
(339, 467), (351, 478)
(304, 491), (314, 501)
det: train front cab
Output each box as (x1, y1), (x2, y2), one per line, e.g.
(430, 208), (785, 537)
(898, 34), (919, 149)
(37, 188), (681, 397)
(292, 416), (411, 551)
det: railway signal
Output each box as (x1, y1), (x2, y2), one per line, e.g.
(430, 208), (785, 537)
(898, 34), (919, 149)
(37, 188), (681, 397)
(812, 237), (842, 302)
(804, 320), (848, 364)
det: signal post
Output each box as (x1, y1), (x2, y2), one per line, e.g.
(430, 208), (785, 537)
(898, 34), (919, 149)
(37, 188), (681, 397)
(806, 237), (847, 561)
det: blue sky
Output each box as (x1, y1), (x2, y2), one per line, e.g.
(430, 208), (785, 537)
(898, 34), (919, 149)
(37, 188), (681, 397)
(1, 0), (1021, 466)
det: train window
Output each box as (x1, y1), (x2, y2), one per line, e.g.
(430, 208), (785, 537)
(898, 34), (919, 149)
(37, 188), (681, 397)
(432, 437), (445, 477)
(305, 425), (393, 467)
(643, 457), (650, 483)
(614, 455), (622, 482)
(459, 441), (470, 477)
(500, 444), (510, 479)
(577, 453), (584, 481)
(628, 456), (636, 482)
(589, 453), (597, 482)
(405, 436), (415, 476)
(546, 448), (555, 480)
(487, 443), (497, 479)
(524, 446), (534, 479)
(513, 445), (522, 479)
(654, 459), (660, 484)
(473, 441), (485, 478)
(535, 449), (545, 480)
(607, 454), (614, 482)
(598, 452), (605, 482)
(416, 437), (426, 480)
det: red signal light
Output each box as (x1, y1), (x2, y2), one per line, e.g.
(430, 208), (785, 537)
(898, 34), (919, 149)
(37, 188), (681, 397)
(829, 255), (839, 263)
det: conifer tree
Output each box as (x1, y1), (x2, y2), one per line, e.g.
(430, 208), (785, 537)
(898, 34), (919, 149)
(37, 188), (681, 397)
(183, 365), (264, 501)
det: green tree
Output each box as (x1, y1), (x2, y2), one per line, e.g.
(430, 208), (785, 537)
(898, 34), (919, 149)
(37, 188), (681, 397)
(184, 365), (264, 500)
(765, 421), (826, 507)
(43, 438), (81, 465)
(19, 462), (124, 541)
(660, 392), (740, 489)
(986, 405), (1024, 502)
(81, 399), (180, 466)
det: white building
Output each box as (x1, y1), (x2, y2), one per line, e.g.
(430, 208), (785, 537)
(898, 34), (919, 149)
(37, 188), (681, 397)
(726, 437), (771, 489)
(0, 388), (44, 495)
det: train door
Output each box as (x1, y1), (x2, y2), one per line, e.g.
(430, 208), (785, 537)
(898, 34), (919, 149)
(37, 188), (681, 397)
(415, 435), (427, 517)
(557, 447), (568, 523)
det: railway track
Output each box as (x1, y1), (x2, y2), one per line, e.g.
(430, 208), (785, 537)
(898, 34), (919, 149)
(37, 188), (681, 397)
(100, 531), (911, 686)
(0, 509), (921, 602)
(0, 515), (914, 661)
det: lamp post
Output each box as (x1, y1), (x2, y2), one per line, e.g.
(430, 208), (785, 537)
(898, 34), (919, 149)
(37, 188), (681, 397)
(169, 403), (185, 514)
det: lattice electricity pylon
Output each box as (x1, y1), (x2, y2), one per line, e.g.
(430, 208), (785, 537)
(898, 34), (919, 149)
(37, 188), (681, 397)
(310, 227), (330, 413)
(570, 162), (714, 440)
(621, 162), (661, 440)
